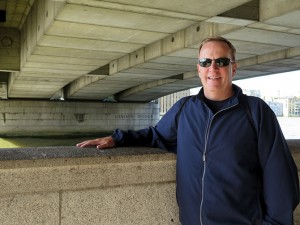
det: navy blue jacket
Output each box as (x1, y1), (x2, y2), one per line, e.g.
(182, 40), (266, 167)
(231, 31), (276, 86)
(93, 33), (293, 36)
(112, 85), (299, 225)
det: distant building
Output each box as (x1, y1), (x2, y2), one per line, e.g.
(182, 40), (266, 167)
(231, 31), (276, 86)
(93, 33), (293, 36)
(266, 101), (284, 117)
(289, 98), (300, 117)
(265, 97), (300, 117)
(159, 90), (190, 116)
(274, 98), (289, 117)
(160, 89), (300, 118)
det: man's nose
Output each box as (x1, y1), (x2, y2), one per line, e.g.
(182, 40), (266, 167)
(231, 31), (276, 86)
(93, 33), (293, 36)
(209, 60), (219, 70)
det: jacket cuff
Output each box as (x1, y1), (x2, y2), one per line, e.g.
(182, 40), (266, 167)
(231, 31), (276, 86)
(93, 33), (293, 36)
(111, 129), (124, 145)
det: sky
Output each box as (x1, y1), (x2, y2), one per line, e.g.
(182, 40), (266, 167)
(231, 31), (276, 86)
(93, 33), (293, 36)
(233, 70), (300, 97)
(191, 70), (300, 97)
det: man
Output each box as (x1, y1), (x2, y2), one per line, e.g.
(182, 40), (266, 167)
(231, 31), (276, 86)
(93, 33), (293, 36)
(77, 36), (299, 225)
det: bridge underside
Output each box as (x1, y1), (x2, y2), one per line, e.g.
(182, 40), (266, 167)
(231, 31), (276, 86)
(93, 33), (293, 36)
(0, 0), (299, 102)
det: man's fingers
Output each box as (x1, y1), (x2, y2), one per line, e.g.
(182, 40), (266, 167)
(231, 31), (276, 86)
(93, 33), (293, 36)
(76, 137), (115, 149)
(76, 139), (98, 148)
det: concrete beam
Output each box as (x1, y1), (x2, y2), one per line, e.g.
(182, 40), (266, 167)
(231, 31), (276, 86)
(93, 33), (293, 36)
(7, 71), (80, 99)
(66, 75), (107, 99)
(109, 21), (241, 76)
(20, 0), (66, 67)
(0, 28), (20, 72)
(237, 47), (300, 68)
(105, 22), (241, 101)
(185, 22), (242, 48)
(235, 47), (300, 80)
(260, 0), (300, 28)
(4, 0), (34, 29)
(116, 70), (200, 102)
(218, 0), (259, 21)
(116, 78), (180, 102)
(56, 3), (197, 33)
(223, 27), (300, 47)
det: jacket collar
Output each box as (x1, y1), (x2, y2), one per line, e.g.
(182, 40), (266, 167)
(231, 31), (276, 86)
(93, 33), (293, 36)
(197, 84), (243, 106)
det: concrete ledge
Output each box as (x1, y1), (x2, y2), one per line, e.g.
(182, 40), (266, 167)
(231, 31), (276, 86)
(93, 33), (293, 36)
(0, 146), (168, 161)
(1, 139), (299, 160)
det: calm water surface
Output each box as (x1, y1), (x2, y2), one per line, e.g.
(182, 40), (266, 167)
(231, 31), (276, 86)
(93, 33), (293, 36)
(0, 117), (299, 148)
(0, 136), (99, 148)
(277, 117), (300, 139)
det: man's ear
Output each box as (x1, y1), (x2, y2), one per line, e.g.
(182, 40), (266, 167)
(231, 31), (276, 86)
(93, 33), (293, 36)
(197, 64), (201, 77)
(231, 62), (238, 78)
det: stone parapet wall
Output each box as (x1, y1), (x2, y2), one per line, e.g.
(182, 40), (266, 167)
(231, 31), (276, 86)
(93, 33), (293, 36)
(0, 100), (159, 137)
(0, 147), (179, 225)
(0, 141), (299, 224)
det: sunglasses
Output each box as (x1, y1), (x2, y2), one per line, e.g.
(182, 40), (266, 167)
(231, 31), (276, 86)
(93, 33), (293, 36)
(198, 57), (235, 67)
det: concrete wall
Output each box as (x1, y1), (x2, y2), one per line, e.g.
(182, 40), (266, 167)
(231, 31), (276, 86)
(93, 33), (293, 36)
(0, 100), (159, 137)
(0, 147), (179, 225)
(0, 141), (299, 225)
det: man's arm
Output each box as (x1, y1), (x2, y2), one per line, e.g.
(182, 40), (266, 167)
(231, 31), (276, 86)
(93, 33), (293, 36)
(76, 96), (190, 151)
(254, 100), (299, 224)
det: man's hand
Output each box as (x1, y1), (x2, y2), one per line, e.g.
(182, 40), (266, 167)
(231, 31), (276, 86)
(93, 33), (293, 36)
(76, 136), (115, 149)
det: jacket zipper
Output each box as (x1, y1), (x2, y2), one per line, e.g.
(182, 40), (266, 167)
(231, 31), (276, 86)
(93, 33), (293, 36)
(199, 113), (212, 225)
(199, 103), (238, 225)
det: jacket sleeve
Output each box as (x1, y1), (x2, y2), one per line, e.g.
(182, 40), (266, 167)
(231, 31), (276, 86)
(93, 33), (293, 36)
(252, 99), (299, 225)
(111, 97), (189, 153)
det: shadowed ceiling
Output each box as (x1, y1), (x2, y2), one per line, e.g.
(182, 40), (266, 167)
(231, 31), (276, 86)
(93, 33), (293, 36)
(0, 0), (299, 101)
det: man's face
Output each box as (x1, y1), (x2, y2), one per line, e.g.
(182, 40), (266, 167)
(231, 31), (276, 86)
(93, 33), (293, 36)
(197, 41), (237, 100)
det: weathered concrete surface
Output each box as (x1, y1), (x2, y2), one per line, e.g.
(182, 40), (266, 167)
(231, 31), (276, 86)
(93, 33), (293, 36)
(0, 146), (166, 161)
(61, 183), (178, 225)
(0, 141), (299, 225)
(0, 193), (59, 225)
(0, 100), (159, 137)
(0, 147), (178, 225)
(0, 0), (299, 101)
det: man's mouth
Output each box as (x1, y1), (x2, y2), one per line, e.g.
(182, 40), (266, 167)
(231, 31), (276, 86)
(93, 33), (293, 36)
(208, 76), (220, 80)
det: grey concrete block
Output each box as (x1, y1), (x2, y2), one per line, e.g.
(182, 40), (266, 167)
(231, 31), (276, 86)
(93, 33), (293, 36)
(0, 192), (59, 225)
(61, 183), (180, 225)
(0, 148), (176, 197)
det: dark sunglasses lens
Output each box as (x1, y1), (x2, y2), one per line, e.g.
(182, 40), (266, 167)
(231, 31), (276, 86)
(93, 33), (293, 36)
(199, 58), (212, 67)
(215, 58), (230, 67)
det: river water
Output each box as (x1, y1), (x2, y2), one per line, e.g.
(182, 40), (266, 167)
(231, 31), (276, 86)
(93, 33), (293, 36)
(277, 117), (300, 139)
(0, 117), (299, 148)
